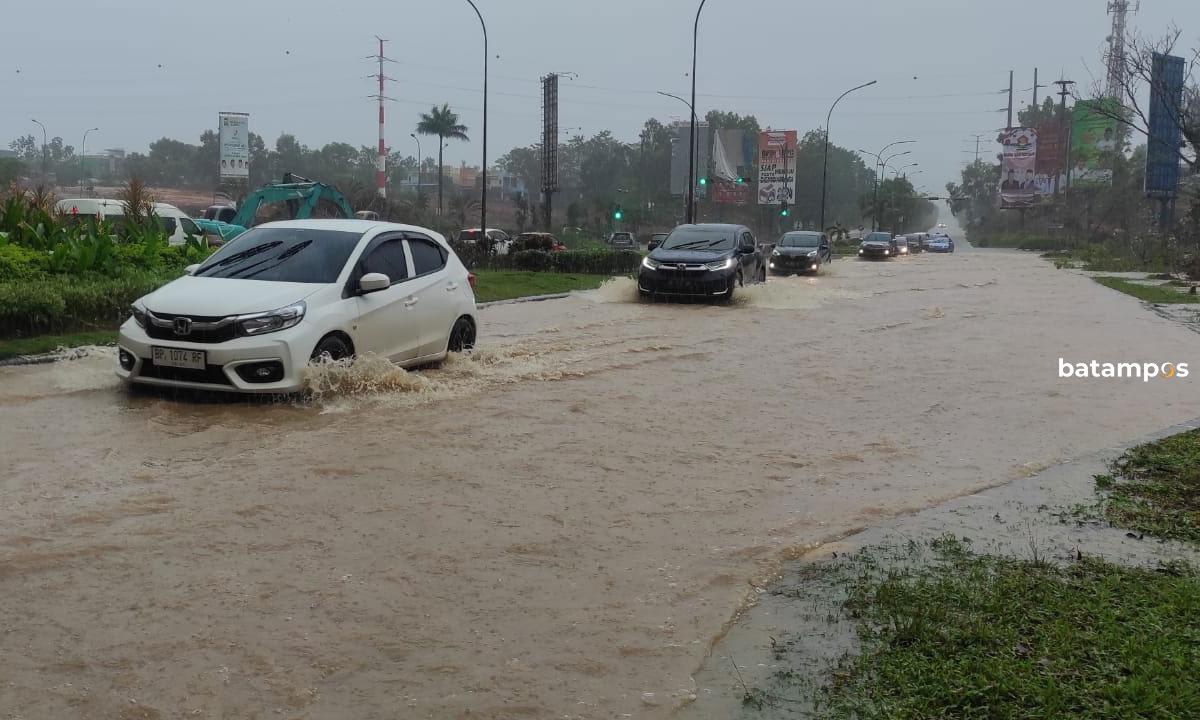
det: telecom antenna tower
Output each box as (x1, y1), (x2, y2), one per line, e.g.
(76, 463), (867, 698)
(368, 37), (396, 199)
(1105, 1), (1139, 100)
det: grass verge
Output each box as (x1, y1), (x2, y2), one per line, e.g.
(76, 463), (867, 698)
(1093, 276), (1199, 304)
(1095, 429), (1200, 543)
(472, 271), (611, 303)
(810, 539), (1199, 719)
(0, 330), (117, 360)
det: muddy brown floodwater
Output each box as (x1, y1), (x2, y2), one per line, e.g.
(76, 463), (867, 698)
(2, 240), (1199, 719)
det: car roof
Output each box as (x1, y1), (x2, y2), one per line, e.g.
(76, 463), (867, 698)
(256, 219), (445, 238)
(672, 223), (747, 232)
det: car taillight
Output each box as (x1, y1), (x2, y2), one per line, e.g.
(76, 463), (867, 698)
(467, 272), (477, 290)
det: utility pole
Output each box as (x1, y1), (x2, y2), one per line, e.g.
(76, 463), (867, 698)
(541, 73), (560, 232)
(1032, 67), (1046, 112)
(367, 37), (396, 201)
(1007, 70), (1014, 130)
(1053, 78), (1075, 193)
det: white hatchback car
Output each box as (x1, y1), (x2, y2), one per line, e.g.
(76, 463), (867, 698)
(117, 220), (478, 394)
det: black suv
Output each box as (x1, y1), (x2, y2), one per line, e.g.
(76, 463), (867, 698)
(638, 223), (766, 301)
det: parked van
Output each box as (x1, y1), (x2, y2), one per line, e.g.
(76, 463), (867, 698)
(54, 198), (203, 246)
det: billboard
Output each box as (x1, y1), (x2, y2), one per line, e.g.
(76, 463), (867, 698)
(711, 129), (753, 205)
(219, 112), (250, 180)
(1034, 118), (1065, 194)
(1070, 99), (1119, 185)
(757, 130), (797, 205)
(670, 122), (710, 197)
(1145, 52), (1186, 199)
(998, 127), (1037, 206)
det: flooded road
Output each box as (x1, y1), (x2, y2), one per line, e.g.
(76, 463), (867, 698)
(3, 244), (1199, 718)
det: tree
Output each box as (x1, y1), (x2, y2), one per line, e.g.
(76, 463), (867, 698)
(0, 158), (25, 185)
(946, 159), (1000, 226)
(1086, 26), (1199, 172)
(1017, 96), (1059, 128)
(416, 104), (470, 217)
(8, 135), (39, 163)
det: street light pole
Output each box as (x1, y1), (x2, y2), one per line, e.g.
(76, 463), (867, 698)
(658, 91), (699, 222)
(876, 150), (912, 230)
(866, 141), (914, 230)
(410, 132), (422, 202)
(80, 127), (99, 195)
(31, 118), (47, 179)
(819, 80), (876, 233)
(687, 0), (710, 225)
(465, 0), (488, 234)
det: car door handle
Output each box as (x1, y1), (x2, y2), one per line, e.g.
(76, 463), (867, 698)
(404, 297), (419, 307)
(445, 283), (458, 292)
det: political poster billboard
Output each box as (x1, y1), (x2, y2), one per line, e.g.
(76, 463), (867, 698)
(219, 112), (250, 180)
(757, 130), (797, 205)
(1070, 99), (1119, 185)
(1145, 52), (1186, 199)
(998, 127), (1037, 206)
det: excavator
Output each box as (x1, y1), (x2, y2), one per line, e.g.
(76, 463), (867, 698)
(194, 173), (357, 245)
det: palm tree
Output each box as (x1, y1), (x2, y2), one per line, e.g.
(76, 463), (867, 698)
(416, 104), (469, 217)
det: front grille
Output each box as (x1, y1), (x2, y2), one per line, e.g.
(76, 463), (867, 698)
(137, 362), (233, 386)
(145, 311), (237, 344)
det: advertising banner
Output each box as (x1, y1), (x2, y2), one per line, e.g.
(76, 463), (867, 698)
(1070, 99), (1118, 185)
(999, 127), (1037, 206)
(711, 129), (753, 205)
(1145, 52), (1185, 199)
(1034, 118), (1065, 194)
(757, 130), (797, 205)
(219, 112), (250, 180)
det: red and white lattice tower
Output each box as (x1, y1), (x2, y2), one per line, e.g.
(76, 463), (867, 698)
(369, 37), (394, 199)
(1105, 1), (1139, 100)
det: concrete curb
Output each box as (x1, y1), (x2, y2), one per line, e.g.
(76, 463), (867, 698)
(476, 292), (571, 309)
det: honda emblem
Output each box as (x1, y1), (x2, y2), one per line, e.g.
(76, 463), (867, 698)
(173, 317), (192, 336)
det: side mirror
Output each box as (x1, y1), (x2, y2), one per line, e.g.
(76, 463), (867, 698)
(360, 272), (391, 294)
(184, 263), (201, 275)
(648, 241), (660, 251)
(738, 245), (755, 254)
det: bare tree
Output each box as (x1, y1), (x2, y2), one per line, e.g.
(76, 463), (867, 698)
(1083, 27), (1199, 172)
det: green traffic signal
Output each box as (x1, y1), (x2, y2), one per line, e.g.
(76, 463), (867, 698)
(699, 177), (707, 186)
(613, 208), (623, 221)
(780, 202), (790, 218)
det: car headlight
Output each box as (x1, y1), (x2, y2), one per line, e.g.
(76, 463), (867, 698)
(131, 303), (147, 328)
(883, 249), (890, 255)
(772, 249), (781, 256)
(236, 301), (306, 337)
(642, 256), (661, 271)
(706, 257), (735, 271)
(807, 251), (817, 257)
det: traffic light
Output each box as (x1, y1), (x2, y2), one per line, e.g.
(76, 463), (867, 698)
(698, 177), (707, 187)
(779, 201), (790, 218)
(613, 206), (623, 221)
(735, 176), (745, 184)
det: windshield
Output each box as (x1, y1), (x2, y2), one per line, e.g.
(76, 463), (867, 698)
(195, 227), (362, 283)
(780, 233), (820, 248)
(864, 232), (892, 243)
(661, 227), (737, 251)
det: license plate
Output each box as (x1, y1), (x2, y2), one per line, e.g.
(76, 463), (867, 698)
(152, 347), (206, 370)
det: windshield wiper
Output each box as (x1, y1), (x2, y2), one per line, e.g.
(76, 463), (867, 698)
(236, 241), (314, 280)
(199, 241), (284, 273)
(665, 239), (724, 250)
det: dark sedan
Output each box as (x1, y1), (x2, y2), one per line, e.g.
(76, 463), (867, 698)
(638, 223), (766, 301)
(770, 231), (831, 275)
(858, 231), (895, 260)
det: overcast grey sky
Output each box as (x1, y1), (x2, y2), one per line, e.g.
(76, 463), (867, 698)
(3, 0), (1197, 193)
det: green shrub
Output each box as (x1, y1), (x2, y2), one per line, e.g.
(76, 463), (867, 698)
(491, 249), (641, 275)
(0, 244), (48, 280)
(0, 271), (177, 339)
(511, 249), (552, 271)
